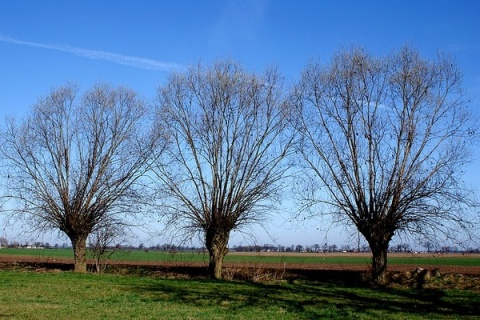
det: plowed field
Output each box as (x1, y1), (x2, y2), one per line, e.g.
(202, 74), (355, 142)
(1, 252), (479, 275)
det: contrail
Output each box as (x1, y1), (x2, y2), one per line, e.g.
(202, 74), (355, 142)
(0, 34), (185, 72)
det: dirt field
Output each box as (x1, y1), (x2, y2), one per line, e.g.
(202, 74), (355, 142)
(1, 252), (479, 276)
(229, 251), (480, 275)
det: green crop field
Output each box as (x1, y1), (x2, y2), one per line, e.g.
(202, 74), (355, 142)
(0, 269), (479, 319)
(1, 248), (480, 267)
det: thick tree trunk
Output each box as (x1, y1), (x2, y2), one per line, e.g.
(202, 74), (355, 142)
(206, 227), (229, 280)
(71, 234), (88, 273)
(371, 243), (388, 285)
(208, 248), (226, 280)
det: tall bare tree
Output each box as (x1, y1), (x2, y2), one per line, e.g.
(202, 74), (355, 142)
(1, 84), (160, 273)
(154, 60), (294, 279)
(293, 47), (477, 284)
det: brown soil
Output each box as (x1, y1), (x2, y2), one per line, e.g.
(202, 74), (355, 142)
(1, 252), (480, 274)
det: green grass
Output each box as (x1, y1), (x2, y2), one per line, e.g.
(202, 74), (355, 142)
(387, 256), (480, 267)
(0, 248), (76, 259)
(0, 269), (479, 319)
(2, 248), (480, 267)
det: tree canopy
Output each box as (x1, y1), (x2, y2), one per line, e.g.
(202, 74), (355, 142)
(1, 84), (161, 272)
(293, 46), (478, 284)
(153, 60), (294, 278)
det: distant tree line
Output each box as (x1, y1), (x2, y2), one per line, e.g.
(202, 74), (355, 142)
(3, 236), (480, 255)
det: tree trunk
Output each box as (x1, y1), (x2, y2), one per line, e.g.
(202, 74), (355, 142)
(208, 248), (226, 280)
(94, 255), (101, 274)
(71, 234), (88, 273)
(371, 243), (388, 285)
(206, 227), (229, 280)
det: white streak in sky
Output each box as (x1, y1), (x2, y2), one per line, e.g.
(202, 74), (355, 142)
(0, 35), (185, 72)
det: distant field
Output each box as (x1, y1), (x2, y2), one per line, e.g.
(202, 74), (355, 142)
(1, 248), (479, 267)
(228, 252), (480, 267)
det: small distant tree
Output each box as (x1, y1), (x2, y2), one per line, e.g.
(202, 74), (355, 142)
(322, 243), (328, 252)
(393, 243), (411, 253)
(0, 237), (7, 248)
(88, 220), (125, 273)
(421, 241), (434, 253)
(1, 84), (161, 273)
(10, 241), (20, 248)
(293, 46), (478, 284)
(33, 242), (43, 248)
(441, 246), (451, 253)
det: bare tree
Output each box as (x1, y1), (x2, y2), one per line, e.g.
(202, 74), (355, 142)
(88, 220), (125, 273)
(421, 240), (434, 253)
(0, 237), (7, 248)
(1, 83), (160, 273)
(293, 46), (477, 284)
(154, 60), (294, 279)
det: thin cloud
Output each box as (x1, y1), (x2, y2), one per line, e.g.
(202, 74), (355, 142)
(0, 34), (185, 72)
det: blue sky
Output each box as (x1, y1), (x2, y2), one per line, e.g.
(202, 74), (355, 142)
(1, 0), (479, 248)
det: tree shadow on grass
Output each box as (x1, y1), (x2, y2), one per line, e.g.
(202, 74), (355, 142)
(127, 277), (480, 319)
(328, 286), (480, 318)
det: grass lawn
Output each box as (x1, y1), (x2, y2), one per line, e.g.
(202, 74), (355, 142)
(0, 270), (479, 319)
